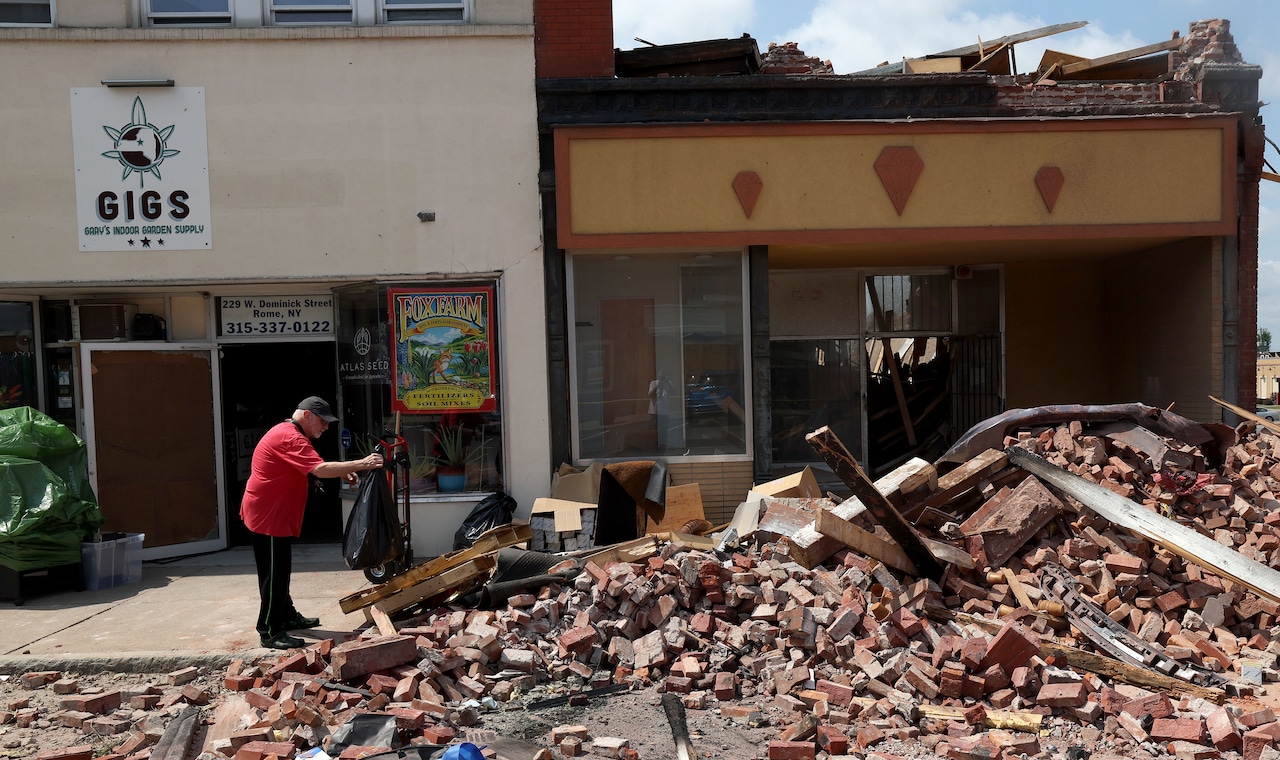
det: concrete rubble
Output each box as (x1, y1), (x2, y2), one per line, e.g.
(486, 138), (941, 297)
(12, 413), (1280, 760)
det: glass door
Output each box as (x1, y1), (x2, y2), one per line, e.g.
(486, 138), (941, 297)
(0, 296), (42, 413)
(81, 342), (225, 559)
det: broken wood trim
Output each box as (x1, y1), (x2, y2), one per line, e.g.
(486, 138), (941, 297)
(924, 605), (1226, 703)
(1006, 445), (1280, 606)
(1060, 37), (1181, 75)
(805, 426), (947, 580)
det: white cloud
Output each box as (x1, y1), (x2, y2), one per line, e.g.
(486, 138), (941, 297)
(613, 0), (756, 50)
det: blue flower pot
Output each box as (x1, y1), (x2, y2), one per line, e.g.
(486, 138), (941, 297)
(436, 469), (467, 493)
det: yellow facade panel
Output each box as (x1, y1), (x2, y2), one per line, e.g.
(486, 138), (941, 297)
(562, 122), (1228, 241)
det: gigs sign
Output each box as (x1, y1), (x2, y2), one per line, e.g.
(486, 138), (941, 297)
(70, 88), (212, 252)
(389, 287), (496, 413)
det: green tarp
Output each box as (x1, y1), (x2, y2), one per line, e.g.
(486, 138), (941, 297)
(0, 406), (103, 571)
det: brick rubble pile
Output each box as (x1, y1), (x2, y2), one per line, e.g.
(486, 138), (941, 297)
(16, 419), (1280, 760)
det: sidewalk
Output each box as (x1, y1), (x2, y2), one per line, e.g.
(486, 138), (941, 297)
(0, 543), (372, 673)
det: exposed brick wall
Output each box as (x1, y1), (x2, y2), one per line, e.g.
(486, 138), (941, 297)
(996, 82), (1167, 110)
(1239, 120), (1265, 404)
(534, 0), (614, 78)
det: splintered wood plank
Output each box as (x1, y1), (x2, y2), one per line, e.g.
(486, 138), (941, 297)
(815, 499), (916, 574)
(579, 536), (659, 568)
(1060, 37), (1180, 75)
(910, 448), (1008, 514)
(806, 426), (946, 580)
(365, 556), (496, 619)
(1008, 446), (1280, 606)
(339, 522), (531, 614)
(919, 704), (1042, 732)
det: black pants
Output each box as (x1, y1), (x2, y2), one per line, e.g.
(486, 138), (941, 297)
(250, 532), (297, 637)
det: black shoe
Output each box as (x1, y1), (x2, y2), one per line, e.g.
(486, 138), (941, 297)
(284, 613), (321, 630)
(260, 631), (305, 650)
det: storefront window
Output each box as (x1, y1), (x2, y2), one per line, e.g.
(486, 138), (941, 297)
(571, 252), (748, 459)
(335, 283), (503, 495)
(0, 302), (38, 411)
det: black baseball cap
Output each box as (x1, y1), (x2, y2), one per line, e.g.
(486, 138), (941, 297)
(297, 396), (339, 423)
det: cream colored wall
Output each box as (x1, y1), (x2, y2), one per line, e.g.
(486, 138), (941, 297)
(1103, 239), (1219, 421)
(475, 0), (533, 24)
(0, 29), (550, 509)
(1004, 260), (1110, 407)
(55, 0), (129, 27)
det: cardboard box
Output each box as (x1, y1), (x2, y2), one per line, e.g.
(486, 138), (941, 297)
(752, 466), (821, 499)
(529, 498), (596, 552)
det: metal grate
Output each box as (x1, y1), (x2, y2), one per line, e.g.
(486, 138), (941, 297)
(950, 334), (1003, 435)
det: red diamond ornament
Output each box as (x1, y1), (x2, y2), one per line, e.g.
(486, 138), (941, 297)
(874, 146), (924, 216)
(732, 171), (764, 218)
(1035, 166), (1065, 212)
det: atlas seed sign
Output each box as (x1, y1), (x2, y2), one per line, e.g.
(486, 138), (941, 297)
(71, 88), (213, 252)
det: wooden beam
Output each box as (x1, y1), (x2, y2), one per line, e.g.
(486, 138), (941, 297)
(1209, 394), (1280, 435)
(1060, 37), (1180, 75)
(339, 522), (531, 614)
(925, 606), (1226, 703)
(805, 426), (947, 580)
(1263, 171), (1280, 184)
(816, 502), (917, 575)
(365, 556), (496, 619)
(1007, 446), (1280, 606)
(919, 704), (1043, 733)
(908, 448), (1007, 516)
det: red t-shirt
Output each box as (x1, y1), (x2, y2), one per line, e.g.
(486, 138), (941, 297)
(240, 420), (325, 537)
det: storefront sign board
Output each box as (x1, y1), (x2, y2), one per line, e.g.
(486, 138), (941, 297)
(389, 287), (496, 413)
(71, 88), (213, 252)
(219, 295), (334, 338)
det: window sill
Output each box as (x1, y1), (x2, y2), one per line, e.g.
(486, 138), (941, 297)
(0, 23), (532, 42)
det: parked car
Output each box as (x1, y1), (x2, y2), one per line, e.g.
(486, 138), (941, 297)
(1256, 407), (1279, 421)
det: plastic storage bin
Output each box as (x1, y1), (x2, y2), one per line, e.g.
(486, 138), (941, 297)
(82, 532), (145, 591)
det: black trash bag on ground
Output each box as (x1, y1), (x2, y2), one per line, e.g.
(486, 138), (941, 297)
(327, 713), (401, 754)
(452, 491), (517, 551)
(342, 468), (398, 570)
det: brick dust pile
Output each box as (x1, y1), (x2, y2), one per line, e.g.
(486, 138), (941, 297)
(11, 412), (1280, 760)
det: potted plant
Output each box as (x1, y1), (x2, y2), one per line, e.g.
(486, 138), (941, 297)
(428, 421), (482, 493)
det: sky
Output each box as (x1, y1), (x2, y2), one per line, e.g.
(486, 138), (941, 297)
(613, 0), (1280, 344)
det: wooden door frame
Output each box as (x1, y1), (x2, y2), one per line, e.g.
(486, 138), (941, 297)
(80, 341), (227, 560)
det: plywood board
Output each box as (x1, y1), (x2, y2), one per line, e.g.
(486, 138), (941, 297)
(648, 483), (704, 533)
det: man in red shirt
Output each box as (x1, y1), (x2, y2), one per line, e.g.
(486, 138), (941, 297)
(242, 396), (383, 649)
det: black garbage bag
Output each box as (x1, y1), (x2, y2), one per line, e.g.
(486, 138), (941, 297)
(342, 468), (399, 570)
(327, 713), (401, 754)
(452, 491), (517, 551)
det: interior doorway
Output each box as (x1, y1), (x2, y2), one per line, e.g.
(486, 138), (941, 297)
(220, 342), (339, 546)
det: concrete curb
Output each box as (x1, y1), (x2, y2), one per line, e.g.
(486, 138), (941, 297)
(0, 649), (269, 675)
